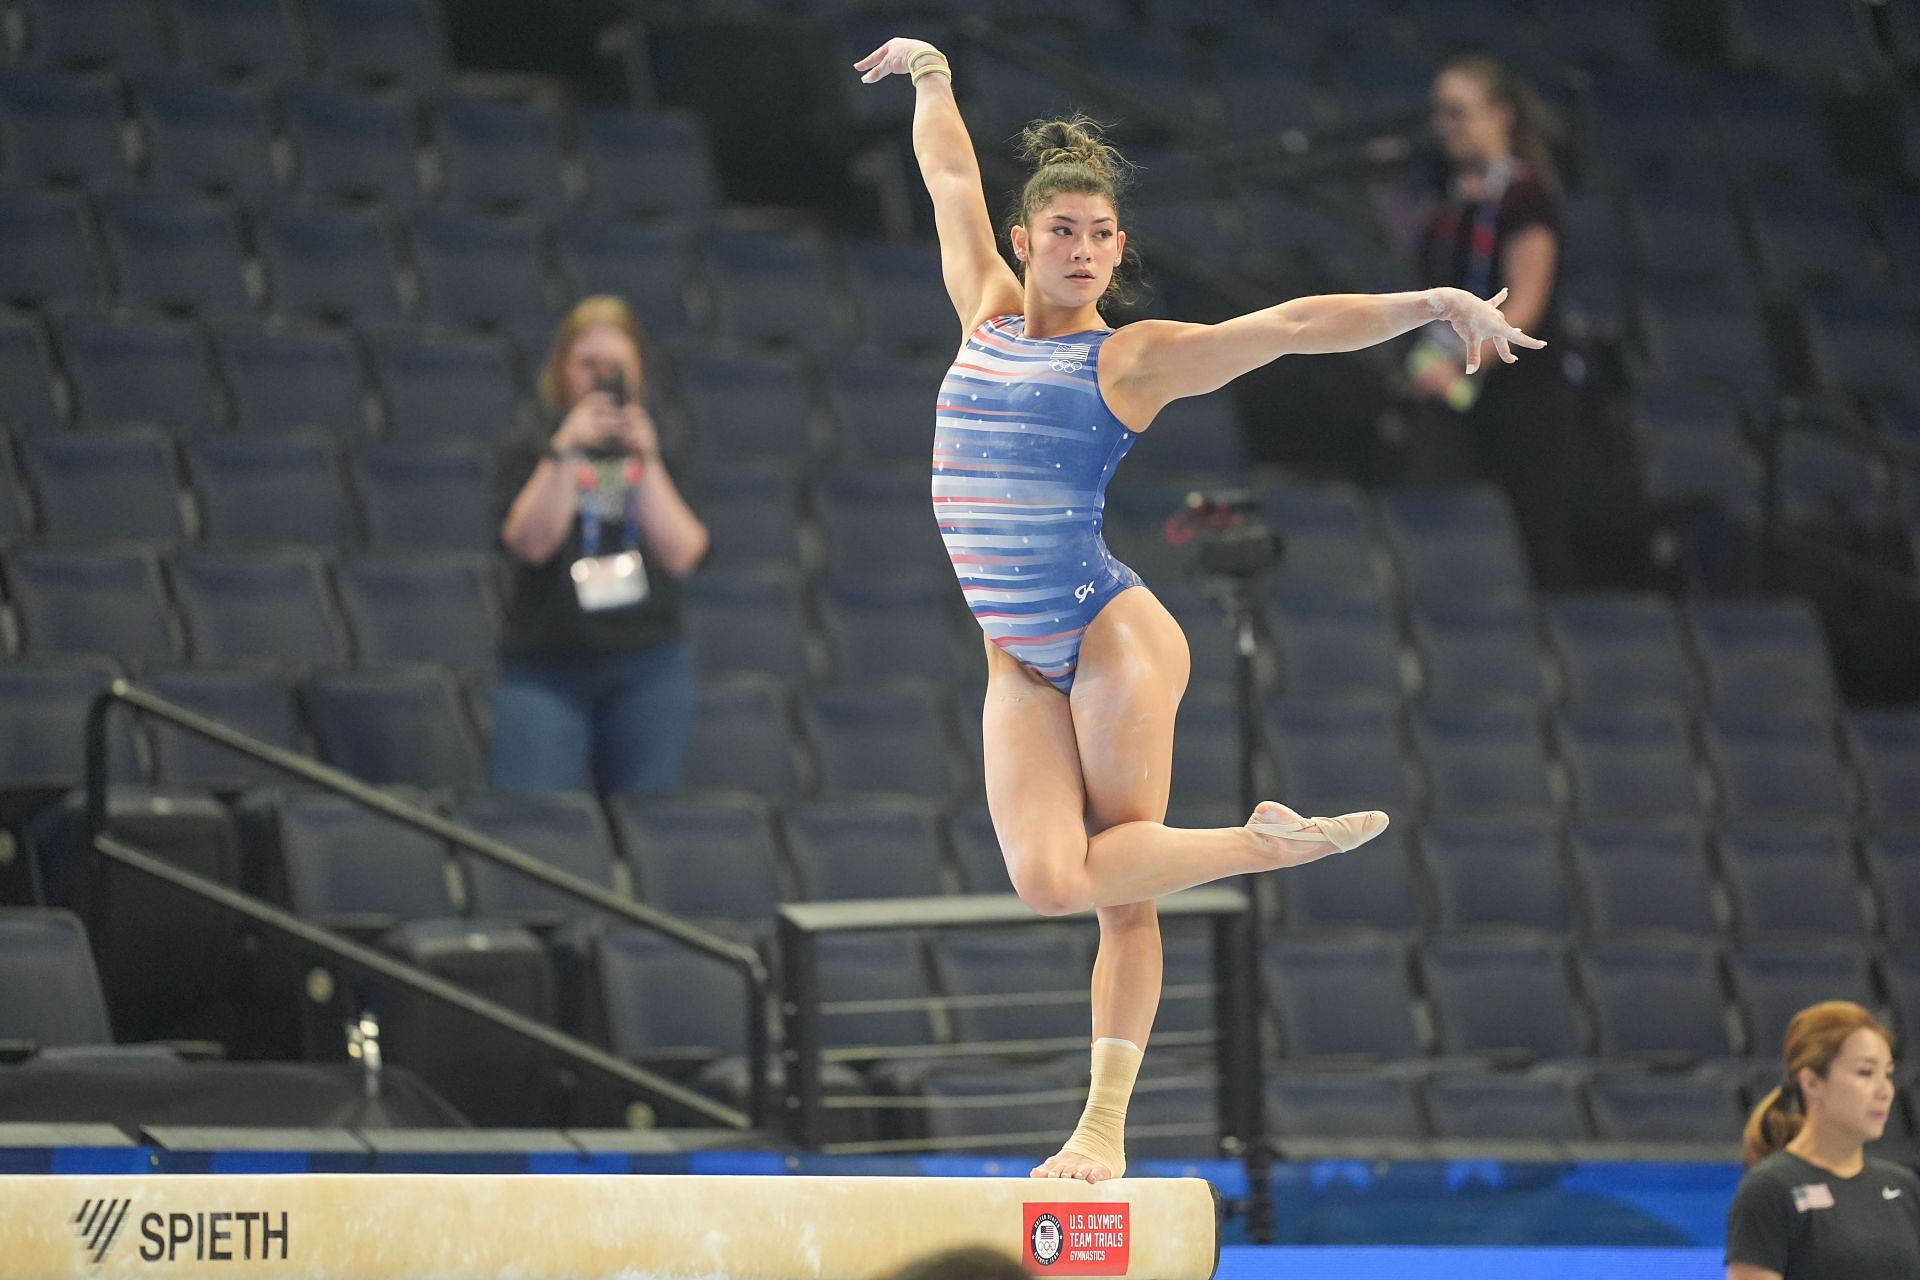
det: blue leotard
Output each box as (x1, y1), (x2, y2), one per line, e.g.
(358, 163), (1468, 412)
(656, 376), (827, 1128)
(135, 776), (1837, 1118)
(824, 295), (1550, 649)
(932, 314), (1142, 693)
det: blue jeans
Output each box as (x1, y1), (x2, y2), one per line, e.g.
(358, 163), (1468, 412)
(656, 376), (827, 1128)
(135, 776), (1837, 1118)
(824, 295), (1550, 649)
(488, 641), (697, 794)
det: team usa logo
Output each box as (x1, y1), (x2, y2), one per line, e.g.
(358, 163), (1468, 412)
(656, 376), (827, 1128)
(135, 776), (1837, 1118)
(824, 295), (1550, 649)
(1028, 1212), (1064, 1266)
(1049, 343), (1091, 373)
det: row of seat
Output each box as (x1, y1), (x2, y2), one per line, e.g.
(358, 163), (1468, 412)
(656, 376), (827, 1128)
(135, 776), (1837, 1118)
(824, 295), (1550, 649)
(7, 0), (454, 92)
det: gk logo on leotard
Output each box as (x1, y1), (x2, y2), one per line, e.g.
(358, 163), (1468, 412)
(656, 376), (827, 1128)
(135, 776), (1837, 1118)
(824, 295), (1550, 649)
(1049, 343), (1091, 373)
(1074, 581), (1096, 603)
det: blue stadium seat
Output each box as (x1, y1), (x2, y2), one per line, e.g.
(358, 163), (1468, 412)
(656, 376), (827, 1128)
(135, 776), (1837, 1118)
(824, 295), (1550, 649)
(4, 544), (178, 662)
(1640, 289), (1779, 408)
(1586, 1069), (1747, 1143)
(410, 212), (554, 342)
(98, 189), (254, 316)
(273, 791), (454, 930)
(1579, 935), (1734, 1060)
(782, 797), (947, 901)
(1732, 939), (1877, 1059)
(681, 565), (815, 683)
(1168, 685), (1244, 807)
(1265, 1068), (1425, 1142)
(815, 932), (937, 1050)
(0, 186), (101, 308)
(1748, 192), (1875, 298)
(187, 434), (354, 548)
(1423, 1068), (1587, 1142)
(22, 426), (188, 542)
(58, 310), (220, 434)
(1628, 191), (1757, 298)
(1379, 486), (1532, 605)
(133, 74), (279, 200)
(1124, 392), (1251, 476)
(676, 350), (815, 469)
(1412, 703), (1556, 821)
(1422, 818), (1574, 932)
(820, 576), (960, 685)
(1867, 830), (1920, 940)
(802, 681), (960, 801)
(689, 459), (801, 571)
(1709, 69), (1848, 168)
(842, 241), (956, 357)
(591, 925), (753, 1058)
(169, 547), (347, 666)
(307, 0), (451, 92)
(303, 664), (485, 790)
(451, 791), (621, 928)
(1263, 931), (1421, 1060)
(818, 466), (959, 582)
(0, 313), (60, 435)
(1153, 930), (1217, 1039)
(141, 663), (304, 791)
(18, 0), (166, 73)
(1259, 482), (1386, 605)
(1880, 944), (1920, 1053)
(944, 803), (1007, 894)
(1850, 709), (1920, 827)
(612, 790), (784, 925)
(1631, 386), (1761, 518)
(0, 658), (140, 789)
(823, 355), (947, 467)
(932, 930), (1089, 1045)
(578, 109), (718, 224)
(680, 674), (802, 802)
(1706, 709), (1851, 824)
(702, 225), (838, 353)
(0, 909), (118, 1049)
(1556, 704), (1704, 822)
(1421, 930), (1584, 1060)
(433, 92), (566, 218)
(0, 70), (130, 187)
(0, 441), (26, 536)
(256, 203), (406, 322)
(1275, 825), (1424, 933)
(351, 442), (492, 552)
(366, 328), (521, 443)
(1410, 595), (1548, 707)
(1545, 593), (1699, 710)
(281, 85), (424, 208)
(1268, 595), (1406, 701)
(1571, 821), (1720, 937)
(165, 0), (307, 82)
(211, 319), (369, 436)
(1721, 820), (1866, 941)
(916, 1060), (1083, 1153)
(334, 552), (498, 674)
(553, 218), (693, 333)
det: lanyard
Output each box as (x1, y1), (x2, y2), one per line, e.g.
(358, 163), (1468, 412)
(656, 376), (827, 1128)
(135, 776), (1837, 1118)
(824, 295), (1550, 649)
(575, 457), (644, 557)
(1430, 159), (1515, 300)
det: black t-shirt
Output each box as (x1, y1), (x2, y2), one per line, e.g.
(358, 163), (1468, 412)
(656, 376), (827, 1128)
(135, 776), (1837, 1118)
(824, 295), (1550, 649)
(1726, 1151), (1920, 1279)
(1419, 169), (1565, 376)
(494, 435), (685, 664)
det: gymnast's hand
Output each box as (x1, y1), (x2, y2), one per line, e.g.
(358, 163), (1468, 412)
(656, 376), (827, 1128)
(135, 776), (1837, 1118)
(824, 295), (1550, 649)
(1433, 286), (1547, 375)
(853, 36), (941, 83)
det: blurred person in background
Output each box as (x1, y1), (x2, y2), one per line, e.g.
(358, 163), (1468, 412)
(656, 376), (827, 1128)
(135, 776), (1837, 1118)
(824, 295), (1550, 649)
(491, 296), (709, 793)
(884, 1247), (1029, 1280)
(1374, 52), (1580, 587)
(1728, 1000), (1919, 1280)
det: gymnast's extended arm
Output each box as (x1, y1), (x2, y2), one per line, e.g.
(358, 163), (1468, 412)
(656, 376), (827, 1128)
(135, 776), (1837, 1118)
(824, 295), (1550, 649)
(1104, 285), (1545, 414)
(855, 37), (1023, 331)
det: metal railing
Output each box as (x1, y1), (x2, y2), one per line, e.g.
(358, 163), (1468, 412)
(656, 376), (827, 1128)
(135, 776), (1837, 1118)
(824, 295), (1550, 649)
(82, 680), (773, 1133)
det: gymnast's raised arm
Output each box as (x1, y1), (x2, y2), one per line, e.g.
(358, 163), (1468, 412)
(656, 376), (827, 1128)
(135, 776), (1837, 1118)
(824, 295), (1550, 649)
(855, 37), (1023, 334)
(1103, 285), (1545, 423)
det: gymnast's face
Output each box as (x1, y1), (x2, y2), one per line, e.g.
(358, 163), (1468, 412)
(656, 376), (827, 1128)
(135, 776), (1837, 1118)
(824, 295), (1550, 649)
(1012, 192), (1124, 311)
(1801, 1028), (1897, 1144)
(561, 323), (644, 408)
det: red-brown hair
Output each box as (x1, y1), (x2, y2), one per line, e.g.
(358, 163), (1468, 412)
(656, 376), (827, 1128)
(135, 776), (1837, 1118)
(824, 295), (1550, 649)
(1742, 1000), (1892, 1167)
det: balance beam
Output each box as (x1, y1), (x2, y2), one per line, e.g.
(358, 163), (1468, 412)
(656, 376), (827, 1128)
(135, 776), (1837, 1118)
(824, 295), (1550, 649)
(0, 1173), (1219, 1279)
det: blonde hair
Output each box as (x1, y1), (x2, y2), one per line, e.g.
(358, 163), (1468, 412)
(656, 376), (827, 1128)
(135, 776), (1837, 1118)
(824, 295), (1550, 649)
(1009, 115), (1136, 303)
(1742, 1000), (1892, 1167)
(538, 295), (646, 412)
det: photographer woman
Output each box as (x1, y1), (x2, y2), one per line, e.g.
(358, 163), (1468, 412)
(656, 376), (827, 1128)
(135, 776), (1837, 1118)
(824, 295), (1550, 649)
(490, 296), (709, 794)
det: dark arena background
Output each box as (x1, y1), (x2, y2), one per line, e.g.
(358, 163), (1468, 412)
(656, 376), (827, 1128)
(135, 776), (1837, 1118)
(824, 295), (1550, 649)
(0, 1), (1918, 1277)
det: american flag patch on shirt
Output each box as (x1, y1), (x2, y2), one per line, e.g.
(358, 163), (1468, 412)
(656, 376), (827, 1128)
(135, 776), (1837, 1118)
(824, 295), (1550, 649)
(1049, 342), (1092, 373)
(1792, 1182), (1836, 1212)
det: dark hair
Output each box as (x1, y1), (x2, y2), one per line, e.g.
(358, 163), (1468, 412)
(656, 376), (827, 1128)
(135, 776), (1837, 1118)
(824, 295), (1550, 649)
(1742, 1000), (1892, 1167)
(1440, 53), (1563, 193)
(1008, 114), (1138, 304)
(884, 1247), (1029, 1280)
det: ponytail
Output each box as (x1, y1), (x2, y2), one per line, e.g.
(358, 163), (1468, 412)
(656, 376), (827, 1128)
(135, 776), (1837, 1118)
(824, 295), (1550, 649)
(1742, 1001), (1891, 1167)
(1742, 1081), (1804, 1167)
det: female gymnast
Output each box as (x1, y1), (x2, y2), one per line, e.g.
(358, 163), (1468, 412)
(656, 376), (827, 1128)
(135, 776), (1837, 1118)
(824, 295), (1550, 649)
(857, 36), (1545, 1183)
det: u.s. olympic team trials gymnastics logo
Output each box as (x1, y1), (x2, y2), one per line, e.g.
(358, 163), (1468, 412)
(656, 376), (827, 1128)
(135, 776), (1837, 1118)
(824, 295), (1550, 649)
(1048, 343), (1091, 373)
(1028, 1211), (1064, 1266)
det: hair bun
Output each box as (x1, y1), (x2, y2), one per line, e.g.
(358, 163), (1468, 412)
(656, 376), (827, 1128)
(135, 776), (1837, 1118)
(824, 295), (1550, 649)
(1016, 114), (1128, 188)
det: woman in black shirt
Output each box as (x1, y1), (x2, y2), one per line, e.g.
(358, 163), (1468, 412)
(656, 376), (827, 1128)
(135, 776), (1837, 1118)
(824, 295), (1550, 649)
(1727, 1000), (1920, 1280)
(490, 296), (709, 793)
